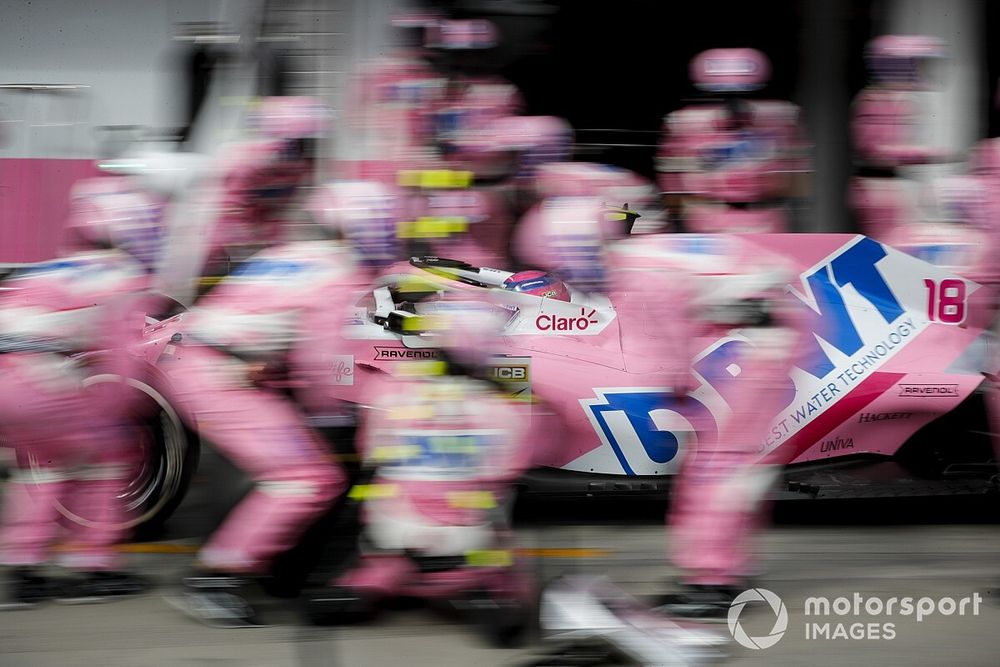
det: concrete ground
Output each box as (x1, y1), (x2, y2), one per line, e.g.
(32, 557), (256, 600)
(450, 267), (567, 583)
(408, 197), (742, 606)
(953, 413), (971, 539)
(3, 457), (1000, 666)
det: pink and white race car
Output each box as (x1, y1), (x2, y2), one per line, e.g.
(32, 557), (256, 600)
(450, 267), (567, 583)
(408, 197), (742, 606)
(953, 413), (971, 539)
(323, 233), (998, 501)
(55, 230), (992, 532)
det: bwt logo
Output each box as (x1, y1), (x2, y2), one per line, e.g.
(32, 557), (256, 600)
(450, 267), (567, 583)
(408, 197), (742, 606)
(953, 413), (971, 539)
(579, 238), (934, 473)
(691, 238), (909, 412)
(697, 238), (911, 412)
(536, 307), (598, 332)
(582, 389), (713, 475)
(791, 237), (905, 379)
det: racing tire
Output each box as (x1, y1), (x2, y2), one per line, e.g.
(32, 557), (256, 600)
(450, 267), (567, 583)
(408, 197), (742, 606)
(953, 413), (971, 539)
(36, 373), (201, 536)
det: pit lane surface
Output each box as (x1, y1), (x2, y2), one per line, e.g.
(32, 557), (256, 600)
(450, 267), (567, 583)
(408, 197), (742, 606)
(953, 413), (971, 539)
(3, 457), (1000, 667)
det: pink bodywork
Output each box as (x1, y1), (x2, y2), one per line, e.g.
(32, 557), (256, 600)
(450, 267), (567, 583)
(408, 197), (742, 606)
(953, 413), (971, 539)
(329, 232), (992, 479)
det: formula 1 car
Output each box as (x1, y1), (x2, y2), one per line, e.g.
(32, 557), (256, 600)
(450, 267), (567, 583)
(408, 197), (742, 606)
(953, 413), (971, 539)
(321, 233), (999, 502)
(48, 232), (993, 532)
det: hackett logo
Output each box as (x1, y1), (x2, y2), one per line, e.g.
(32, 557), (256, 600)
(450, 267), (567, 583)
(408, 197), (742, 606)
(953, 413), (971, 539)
(859, 412), (913, 423)
(898, 384), (959, 397)
(536, 307), (598, 332)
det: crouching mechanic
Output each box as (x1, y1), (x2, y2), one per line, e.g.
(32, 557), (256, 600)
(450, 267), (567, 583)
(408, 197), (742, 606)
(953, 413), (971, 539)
(0, 183), (163, 606)
(161, 180), (403, 627)
(304, 298), (534, 646)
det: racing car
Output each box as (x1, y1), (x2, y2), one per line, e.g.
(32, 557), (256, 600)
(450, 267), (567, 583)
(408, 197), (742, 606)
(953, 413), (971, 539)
(319, 233), (999, 502)
(39, 231), (995, 532)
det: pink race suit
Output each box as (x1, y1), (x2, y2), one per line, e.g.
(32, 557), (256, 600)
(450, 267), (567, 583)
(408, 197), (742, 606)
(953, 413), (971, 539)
(849, 88), (949, 241)
(657, 48), (808, 235)
(0, 250), (150, 570)
(604, 232), (801, 586)
(850, 36), (950, 241)
(335, 371), (531, 599)
(668, 259), (801, 586)
(161, 240), (366, 574)
(199, 138), (314, 277)
(518, 191), (802, 585)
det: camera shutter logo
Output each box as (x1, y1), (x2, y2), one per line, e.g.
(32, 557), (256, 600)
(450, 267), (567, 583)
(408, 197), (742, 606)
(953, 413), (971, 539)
(728, 588), (788, 650)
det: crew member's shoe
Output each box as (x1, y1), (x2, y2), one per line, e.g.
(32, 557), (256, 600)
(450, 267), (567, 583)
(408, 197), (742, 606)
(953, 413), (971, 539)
(58, 570), (151, 605)
(302, 584), (376, 626)
(166, 573), (264, 628)
(653, 583), (742, 621)
(0, 567), (67, 610)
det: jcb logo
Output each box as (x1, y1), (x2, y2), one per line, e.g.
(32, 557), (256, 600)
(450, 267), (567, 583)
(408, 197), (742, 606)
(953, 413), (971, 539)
(491, 366), (528, 381)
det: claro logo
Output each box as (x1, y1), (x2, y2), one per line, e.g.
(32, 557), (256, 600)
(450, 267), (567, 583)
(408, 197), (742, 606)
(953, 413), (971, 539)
(536, 307), (599, 332)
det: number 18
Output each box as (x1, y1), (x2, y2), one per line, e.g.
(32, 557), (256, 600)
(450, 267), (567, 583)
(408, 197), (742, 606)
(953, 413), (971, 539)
(924, 279), (967, 324)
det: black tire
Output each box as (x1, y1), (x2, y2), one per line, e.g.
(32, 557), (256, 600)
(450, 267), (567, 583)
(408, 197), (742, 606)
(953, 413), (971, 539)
(41, 373), (201, 535)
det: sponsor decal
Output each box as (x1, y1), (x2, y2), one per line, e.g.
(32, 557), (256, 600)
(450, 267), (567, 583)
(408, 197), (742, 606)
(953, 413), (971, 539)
(374, 346), (441, 361)
(536, 307), (598, 332)
(581, 389), (713, 475)
(330, 355), (355, 386)
(575, 237), (978, 474)
(819, 436), (854, 452)
(745, 237), (973, 456)
(859, 412), (912, 423)
(490, 356), (532, 403)
(490, 364), (529, 382)
(898, 384), (959, 397)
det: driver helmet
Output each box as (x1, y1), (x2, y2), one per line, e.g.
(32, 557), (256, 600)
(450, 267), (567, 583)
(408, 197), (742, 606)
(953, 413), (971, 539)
(864, 35), (947, 89)
(246, 96), (330, 142)
(921, 175), (991, 228)
(535, 162), (656, 210)
(689, 48), (771, 93)
(513, 196), (613, 294)
(309, 179), (401, 267)
(65, 177), (165, 270)
(502, 270), (571, 301)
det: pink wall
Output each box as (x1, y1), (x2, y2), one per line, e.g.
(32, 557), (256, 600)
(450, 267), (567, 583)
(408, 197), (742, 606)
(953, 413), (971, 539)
(0, 158), (99, 264)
